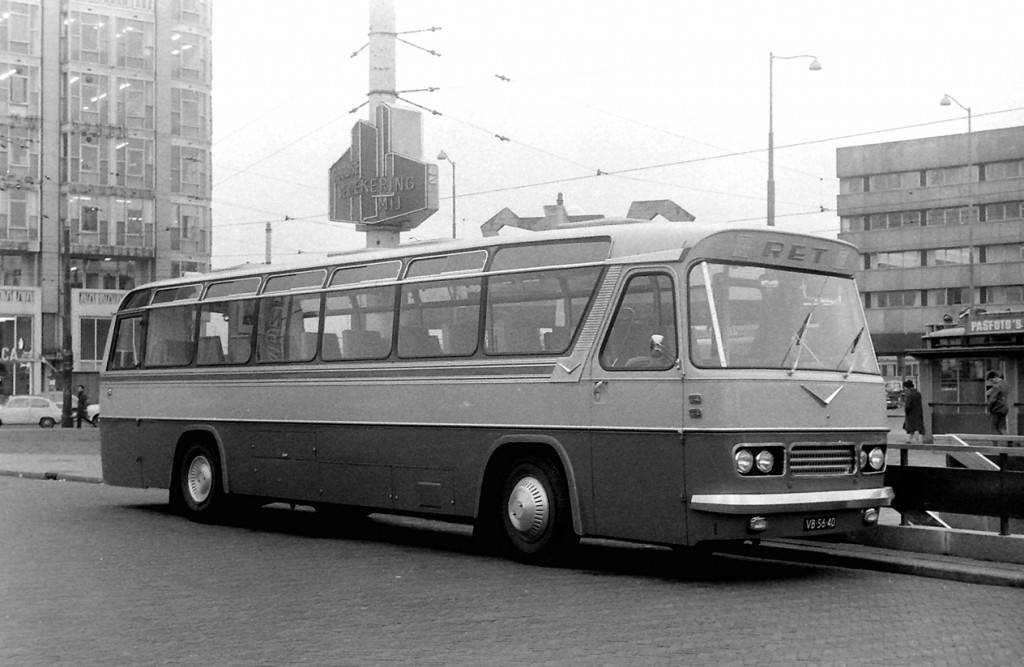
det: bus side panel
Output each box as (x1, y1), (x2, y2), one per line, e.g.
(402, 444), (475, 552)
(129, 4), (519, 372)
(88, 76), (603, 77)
(100, 417), (177, 489)
(590, 431), (685, 544)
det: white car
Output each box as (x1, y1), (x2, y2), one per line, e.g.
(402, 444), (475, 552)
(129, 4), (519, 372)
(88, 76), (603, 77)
(0, 395), (63, 428)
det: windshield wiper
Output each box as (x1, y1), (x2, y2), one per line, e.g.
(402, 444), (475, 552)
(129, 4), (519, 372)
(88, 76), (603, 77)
(836, 326), (865, 377)
(782, 311), (812, 374)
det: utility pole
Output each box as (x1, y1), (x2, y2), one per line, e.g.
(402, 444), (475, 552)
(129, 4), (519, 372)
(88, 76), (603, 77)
(265, 220), (272, 264)
(60, 224), (73, 427)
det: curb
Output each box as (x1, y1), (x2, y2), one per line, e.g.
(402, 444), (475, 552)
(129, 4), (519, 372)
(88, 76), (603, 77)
(718, 538), (1024, 589)
(0, 469), (103, 484)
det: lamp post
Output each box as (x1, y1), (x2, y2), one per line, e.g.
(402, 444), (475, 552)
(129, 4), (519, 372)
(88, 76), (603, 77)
(437, 150), (456, 238)
(767, 52), (821, 227)
(939, 94), (974, 309)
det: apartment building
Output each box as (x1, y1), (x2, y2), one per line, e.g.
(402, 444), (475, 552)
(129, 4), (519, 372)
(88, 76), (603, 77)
(837, 126), (1024, 382)
(0, 0), (211, 397)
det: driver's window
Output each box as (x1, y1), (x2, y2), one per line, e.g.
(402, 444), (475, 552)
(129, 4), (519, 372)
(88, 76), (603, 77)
(600, 273), (677, 371)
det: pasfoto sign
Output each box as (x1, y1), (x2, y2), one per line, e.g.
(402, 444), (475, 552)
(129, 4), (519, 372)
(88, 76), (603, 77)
(329, 104), (438, 232)
(969, 314), (1024, 334)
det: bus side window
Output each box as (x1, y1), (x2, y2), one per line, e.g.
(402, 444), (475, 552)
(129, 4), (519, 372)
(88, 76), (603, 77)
(144, 305), (196, 367)
(108, 315), (143, 369)
(197, 299), (255, 366)
(323, 285), (396, 361)
(399, 278), (481, 359)
(600, 273), (678, 371)
(256, 294), (320, 363)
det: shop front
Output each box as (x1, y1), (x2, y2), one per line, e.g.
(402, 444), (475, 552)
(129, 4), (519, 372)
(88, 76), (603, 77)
(0, 286), (42, 399)
(910, 311), (1024, 438)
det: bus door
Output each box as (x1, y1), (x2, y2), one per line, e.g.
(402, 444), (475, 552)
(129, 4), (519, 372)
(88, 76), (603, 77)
(587, 271), (686, 543)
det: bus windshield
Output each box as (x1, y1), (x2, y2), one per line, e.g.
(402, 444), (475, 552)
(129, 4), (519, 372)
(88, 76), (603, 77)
(689, 261), (878, 374)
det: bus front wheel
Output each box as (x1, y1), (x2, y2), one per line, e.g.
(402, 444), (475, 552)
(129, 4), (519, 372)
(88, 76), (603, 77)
(497, 456), (577, 565)
(173, 442), (223, 521)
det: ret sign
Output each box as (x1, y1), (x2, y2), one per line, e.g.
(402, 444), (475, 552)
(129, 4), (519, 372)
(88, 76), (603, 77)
(329, 104), (438, 232)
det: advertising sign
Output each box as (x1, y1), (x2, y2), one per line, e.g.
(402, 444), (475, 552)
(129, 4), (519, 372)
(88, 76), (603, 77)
(329, 104), (438, 232)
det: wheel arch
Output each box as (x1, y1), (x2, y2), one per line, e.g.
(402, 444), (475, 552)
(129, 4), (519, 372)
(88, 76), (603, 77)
(477, 434), (584, 536)
(171, 425), (232, 494)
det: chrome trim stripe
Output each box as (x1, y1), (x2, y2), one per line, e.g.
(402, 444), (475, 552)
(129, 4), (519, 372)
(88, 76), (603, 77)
(98, 415), (683, 433)
(683, 427), (888, 434)
(690, 487), (894, 514)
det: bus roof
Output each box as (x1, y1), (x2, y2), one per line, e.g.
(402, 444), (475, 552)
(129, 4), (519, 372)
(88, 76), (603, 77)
(127, 219), (857, 296)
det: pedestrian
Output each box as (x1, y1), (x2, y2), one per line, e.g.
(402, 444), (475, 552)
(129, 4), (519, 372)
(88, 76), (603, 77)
(75, 384), (88, 429)
(902, 379), (924, 446)
(985, 370), (1010, 438)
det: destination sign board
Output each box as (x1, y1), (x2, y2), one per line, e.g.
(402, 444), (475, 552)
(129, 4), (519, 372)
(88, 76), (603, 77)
(329, 104), (438, 232)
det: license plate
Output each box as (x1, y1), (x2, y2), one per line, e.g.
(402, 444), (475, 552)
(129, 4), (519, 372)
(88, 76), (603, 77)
(803, 515), (837, 532)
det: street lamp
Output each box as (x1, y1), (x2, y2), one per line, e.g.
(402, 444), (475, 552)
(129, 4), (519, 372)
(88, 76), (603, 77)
(767, 52), (821, 227)
(939, 94), (974, 309)
(437, 150), (456, 238)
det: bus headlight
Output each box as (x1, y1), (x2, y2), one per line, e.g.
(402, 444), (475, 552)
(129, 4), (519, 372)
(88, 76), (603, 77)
(860, 445), (886, 472)
(735, 449), (753, 474)
(755, 449), (775, 473)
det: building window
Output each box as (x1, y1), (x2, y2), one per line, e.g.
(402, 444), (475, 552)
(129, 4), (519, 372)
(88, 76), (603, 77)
(867, 210), (921, 230)
(840, 177), (865, 195)
(0, 253), (26, 285)
(80, 318), (112, 363)
(0, 190), (34, 242)
(0, 125), (37, 179)
(0, 4), (36, 54)
(115, 137), (153, 189)
(171, 32), (207, 82)
(840, 216), (865, 232)
(872, 290), (919, 309)
(171, 88), (206, 138)
(925, 247), (971, 266)
(174, 0), (209, 25)
(984, 160), (1024, 181)
(110, 198), (152, 249)
(982, 285), (1024, 305)
(116, 78), (154, 129)
(171, 146), (207, 196)
(67, 12), (110, 65)
(171, 204), (206, 253)
(925, 165), (978, 186)
(67, 72), (110, 125)
(925, 206), (977, 226)
(982, 243), (1024, 264)
(115, 18), (154, 70)
(983, 201), (1024, 223)
(873, 250), (922, 269)
(867, 171), (919, 192)
(924, 288), (964, 306)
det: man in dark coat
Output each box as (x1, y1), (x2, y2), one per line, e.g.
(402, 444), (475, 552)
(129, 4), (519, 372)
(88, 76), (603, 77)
(903, 380), (924, 445)
(75, 384), (88, 429)
(985, 370), (1009, 437)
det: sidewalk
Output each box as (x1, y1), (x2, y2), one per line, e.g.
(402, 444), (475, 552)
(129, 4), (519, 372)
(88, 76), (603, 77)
(1, 427), (1022, 587)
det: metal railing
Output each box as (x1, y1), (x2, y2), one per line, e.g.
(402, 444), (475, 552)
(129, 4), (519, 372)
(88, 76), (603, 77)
(887, 434), (1024, 536)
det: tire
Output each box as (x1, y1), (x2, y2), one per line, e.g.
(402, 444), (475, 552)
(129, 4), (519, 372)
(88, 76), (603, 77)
(496, 455), (577, 565)
(39, 417), (56, 428)
(173, 442), (224, 522)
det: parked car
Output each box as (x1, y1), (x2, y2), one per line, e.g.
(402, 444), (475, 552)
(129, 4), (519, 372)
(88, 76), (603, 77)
(885, 381), (905, 410)
(40, 392), (100, 426)
(0, 395), (63, 428)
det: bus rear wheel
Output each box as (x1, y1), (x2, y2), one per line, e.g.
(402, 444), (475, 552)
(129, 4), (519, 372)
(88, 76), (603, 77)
(173, 442), (223, 522)
(497, 456), (577, 565)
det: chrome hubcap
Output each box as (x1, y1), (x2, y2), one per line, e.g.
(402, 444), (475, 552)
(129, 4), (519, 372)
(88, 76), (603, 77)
(186, 455), (213, 504)
(507, 475), (549, 539)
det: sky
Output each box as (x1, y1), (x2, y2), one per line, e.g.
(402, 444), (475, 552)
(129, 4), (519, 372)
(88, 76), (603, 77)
(209, 0), (1024, 270)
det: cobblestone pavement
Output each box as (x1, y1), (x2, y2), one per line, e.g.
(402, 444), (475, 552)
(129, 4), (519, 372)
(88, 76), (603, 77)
(2, 477), (1024, 666)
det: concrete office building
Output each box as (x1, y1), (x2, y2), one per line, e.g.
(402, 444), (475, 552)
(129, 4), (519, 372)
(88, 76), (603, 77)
(837, 126), (1024, 383)
(0, 0), (211, 398)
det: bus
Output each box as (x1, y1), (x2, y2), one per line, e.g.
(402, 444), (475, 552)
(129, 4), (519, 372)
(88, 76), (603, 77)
(101, 220), (893, 563)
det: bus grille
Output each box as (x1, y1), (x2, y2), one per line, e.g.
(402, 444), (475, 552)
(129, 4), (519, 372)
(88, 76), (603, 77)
(790, 443), (855, 476)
